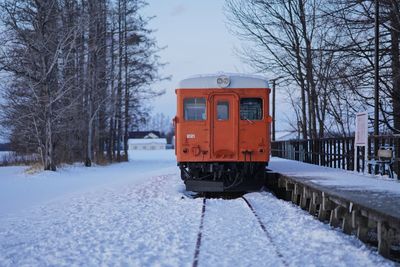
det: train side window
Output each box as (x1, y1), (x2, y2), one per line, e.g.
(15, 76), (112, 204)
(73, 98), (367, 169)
(240, 98), (263, 120)
(184, 97), (206, 121)
(217, 101), (229, 120)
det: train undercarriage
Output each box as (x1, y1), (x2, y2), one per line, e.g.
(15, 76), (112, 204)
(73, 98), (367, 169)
(178, 162), (267, 192)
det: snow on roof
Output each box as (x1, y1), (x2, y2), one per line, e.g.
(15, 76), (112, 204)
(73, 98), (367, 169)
(144, 133), (159, 139)
(128, 138), (167, 145)
(178, 72), (269, 89)
(275, 131), (299, 141)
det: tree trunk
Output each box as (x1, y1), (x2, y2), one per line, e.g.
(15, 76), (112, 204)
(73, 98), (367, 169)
(44, 109), (56, 171)
(123, 0), (129, 160)
(97, 0), (108, 163)
(116, 0), (123, 162)
(108, 15), (116, 162)
(288, 0), (308, 139)
(298, 0), (318, 139)
(391, 1), (400, 134)
(85, 0), (97, 167)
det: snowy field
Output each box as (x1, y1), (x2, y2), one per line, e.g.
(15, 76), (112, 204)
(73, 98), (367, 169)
(0, 152), (395, 266)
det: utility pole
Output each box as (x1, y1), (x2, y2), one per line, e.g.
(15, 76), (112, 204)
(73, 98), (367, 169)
(374, 0), (379, 137)
(373, 0), (380, 167)
(270, 76), (284, 141)
(272, 79), (276, 141)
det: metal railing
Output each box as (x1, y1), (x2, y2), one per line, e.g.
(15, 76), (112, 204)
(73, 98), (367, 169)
(271, 135), (400, 178)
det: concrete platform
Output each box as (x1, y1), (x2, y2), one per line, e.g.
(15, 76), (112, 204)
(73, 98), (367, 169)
(267, 158), (400, 261)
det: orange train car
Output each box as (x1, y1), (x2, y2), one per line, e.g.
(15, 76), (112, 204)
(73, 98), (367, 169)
(174, 73), (272, 192)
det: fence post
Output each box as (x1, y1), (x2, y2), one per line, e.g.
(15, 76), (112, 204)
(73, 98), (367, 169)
(351, 138), (355, 171)
(395, 137), (400, 179)
(341, 139), (345, 169)
(330, 139), (333, 167)
(332, 139), (337, 168)
(368, 137), (372, 174)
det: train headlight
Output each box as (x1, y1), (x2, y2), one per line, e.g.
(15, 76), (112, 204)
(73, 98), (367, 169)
(216, 75), (230, 88)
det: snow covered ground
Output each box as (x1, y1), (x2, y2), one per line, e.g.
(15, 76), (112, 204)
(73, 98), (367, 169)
(0, 150), (175, 217)
(0, 152), (396, 266)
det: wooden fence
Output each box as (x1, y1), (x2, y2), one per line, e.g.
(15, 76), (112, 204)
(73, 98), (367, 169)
(271, 135), (400, 178)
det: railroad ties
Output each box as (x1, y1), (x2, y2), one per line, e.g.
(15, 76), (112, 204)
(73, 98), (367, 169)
(265, 171), (400, 261)
(191, 195), (288, 267)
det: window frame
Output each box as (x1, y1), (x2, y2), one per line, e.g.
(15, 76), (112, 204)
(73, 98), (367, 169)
(239, 97), (264, 121)
(183, 97), (207, 121)
(216, 100), (230, 121)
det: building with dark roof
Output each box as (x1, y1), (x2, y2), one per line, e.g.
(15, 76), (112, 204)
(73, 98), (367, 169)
(128, 131), (161, 139)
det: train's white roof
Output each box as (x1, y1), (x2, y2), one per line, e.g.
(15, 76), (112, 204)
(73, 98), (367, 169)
(178, 73), (269, 89)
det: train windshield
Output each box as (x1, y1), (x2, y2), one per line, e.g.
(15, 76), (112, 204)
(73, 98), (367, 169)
(240, 98), (263, 120)
(184, 97), (206, 121)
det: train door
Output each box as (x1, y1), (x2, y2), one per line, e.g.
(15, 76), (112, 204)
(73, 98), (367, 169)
(211, 94), (238, 160)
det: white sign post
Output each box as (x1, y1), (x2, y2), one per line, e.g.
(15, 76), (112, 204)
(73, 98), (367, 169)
(354, 112), (369, 173)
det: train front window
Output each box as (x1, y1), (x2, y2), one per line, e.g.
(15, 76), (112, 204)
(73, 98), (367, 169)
(240, 98), (263, 120)
(184, 97), (206, 121)
(217, 101), (229, 120)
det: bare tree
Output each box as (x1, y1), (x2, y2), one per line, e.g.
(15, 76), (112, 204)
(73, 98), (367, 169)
(325, 0), (400, 134)
(0, 0), (74, 170)
(225, 0), (324, 138)
(0, 0), (165, 169)
(225, 0), (400, 137)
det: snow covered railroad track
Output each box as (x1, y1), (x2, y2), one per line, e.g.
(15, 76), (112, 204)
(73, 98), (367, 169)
(192, 198), (206, 267)
(241, 196), (288, 266)
(190, 195), (285, 267)
(189, 191), (395, 267)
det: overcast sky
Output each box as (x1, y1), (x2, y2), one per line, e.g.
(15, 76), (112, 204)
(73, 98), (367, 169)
(144, 0), (253, 119)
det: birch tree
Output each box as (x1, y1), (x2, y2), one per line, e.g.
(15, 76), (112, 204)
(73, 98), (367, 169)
(0, 0), (165, 169)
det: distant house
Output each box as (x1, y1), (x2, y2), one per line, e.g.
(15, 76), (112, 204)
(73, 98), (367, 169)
(128, 138), (167, 150)
(128, 130), (168, 150)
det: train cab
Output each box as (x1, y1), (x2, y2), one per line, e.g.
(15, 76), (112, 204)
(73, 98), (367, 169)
(174, 73), (271, 192)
